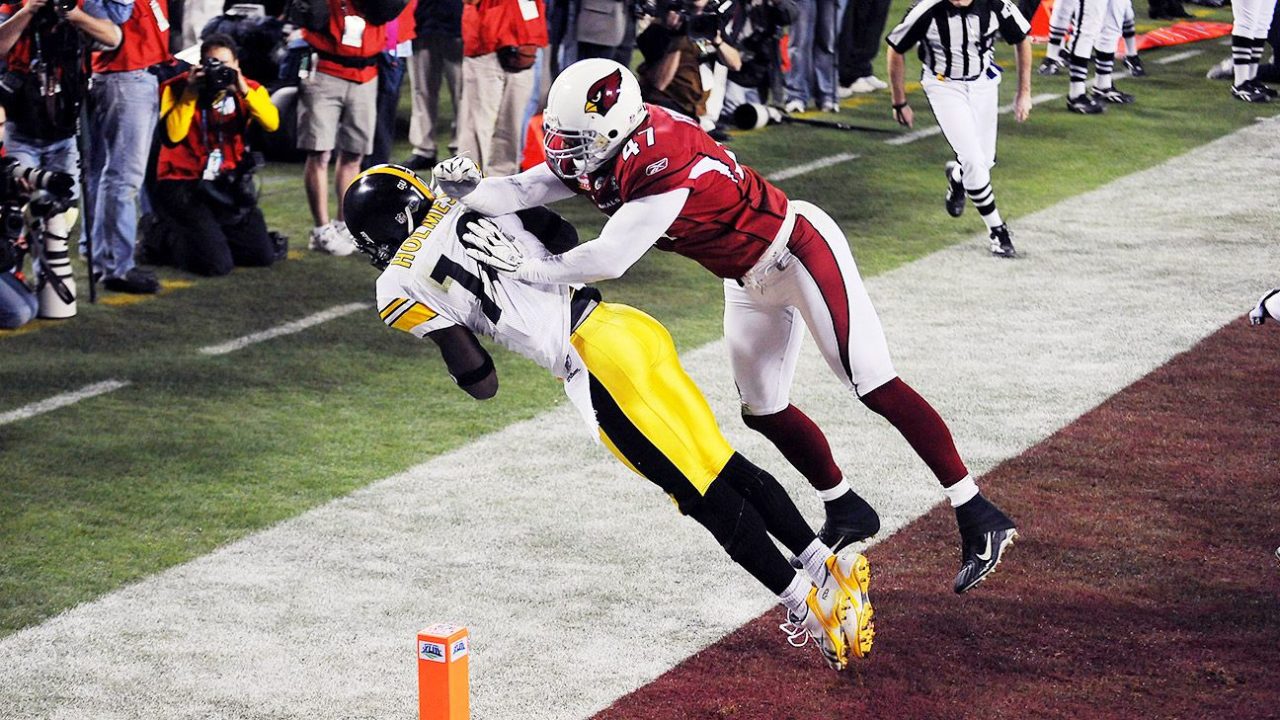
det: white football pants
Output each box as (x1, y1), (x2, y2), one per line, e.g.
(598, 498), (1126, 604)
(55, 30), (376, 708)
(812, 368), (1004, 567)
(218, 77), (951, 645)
(724, 201), (896, 415)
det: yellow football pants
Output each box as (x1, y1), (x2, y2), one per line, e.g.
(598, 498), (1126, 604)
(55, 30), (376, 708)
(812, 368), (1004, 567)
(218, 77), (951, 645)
(570, 302), (735, 510)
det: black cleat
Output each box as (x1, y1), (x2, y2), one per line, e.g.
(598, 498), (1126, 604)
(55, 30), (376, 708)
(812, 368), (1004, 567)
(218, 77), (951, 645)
(953, 493), (1017, 593)
(816, 491), (881, 558)
(1123, 55), (1146, 77)
(954, 527), (1019, 594)
(1095, 85), (1136, 104)
(988, 224), (1016, 258)
(944, 161), (965, 218)
(1067, 93), (1106, 114)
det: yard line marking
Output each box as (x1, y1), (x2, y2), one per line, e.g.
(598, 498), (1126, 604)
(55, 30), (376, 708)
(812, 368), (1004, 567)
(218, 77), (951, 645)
(767, 152), (860, 182)
(884, 92), (1061, 146)
(0, 380), (130, 426)
(198, 302), (372, 356)
(1156, 49), (1203, 65)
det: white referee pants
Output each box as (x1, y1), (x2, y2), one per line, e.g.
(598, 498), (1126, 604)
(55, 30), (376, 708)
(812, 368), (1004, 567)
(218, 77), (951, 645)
(922, 72), (1000, 197)
(1234, 0), (1277, 38)
(724, 201), (896, 415)
(1095, 0), (1126, 54)
(1066, 0), (1108, 61)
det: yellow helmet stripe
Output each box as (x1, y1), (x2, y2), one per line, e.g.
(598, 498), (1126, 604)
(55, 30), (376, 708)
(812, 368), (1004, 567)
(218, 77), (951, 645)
(358, 164), (435, 200)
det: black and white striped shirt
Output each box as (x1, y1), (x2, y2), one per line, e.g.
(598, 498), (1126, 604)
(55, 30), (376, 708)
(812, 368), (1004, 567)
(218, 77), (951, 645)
(886, 0), (1029, 81)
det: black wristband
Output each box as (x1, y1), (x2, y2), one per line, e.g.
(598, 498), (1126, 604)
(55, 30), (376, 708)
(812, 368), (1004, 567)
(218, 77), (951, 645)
(892, 101), (909, 110)
(453, 353), (495, 388)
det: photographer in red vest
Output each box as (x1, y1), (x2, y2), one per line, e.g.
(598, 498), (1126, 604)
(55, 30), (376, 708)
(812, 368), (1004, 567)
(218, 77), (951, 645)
(456, 0), (547, 176)
(297, 0), (398, 256)
(147, 33), (282, 277)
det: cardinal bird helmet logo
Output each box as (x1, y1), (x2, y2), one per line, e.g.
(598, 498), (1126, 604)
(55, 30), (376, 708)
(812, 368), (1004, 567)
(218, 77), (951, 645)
(583, 69), (623, 116)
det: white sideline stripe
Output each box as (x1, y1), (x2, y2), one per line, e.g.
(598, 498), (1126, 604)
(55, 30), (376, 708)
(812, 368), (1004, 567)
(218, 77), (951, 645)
(1156, 49), (1203, 65)
(767, 152), (860, 181)
(884, 92), (1061, 146)
(0, 380), (130, 426)
(2, 120), (1279, 720)
(198, 302), (371, 356)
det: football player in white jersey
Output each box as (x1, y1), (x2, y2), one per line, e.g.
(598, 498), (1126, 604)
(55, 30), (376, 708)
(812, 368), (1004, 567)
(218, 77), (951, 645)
(343, 164), (876, 671)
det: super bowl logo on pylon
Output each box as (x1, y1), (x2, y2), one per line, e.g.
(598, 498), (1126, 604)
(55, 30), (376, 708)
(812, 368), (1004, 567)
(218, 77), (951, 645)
(419, 641), (446, 663)
(451, 638), (469, 661)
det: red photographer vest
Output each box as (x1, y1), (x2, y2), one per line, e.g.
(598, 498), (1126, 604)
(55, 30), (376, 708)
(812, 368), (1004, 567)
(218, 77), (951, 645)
(92, 0), (170, 73)
(302, 0), (386, 83)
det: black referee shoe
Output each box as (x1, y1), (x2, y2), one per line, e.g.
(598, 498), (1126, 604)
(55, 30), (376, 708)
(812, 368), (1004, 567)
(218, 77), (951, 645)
(1095, 84), (1136, 104)
(989, 224), (1016, 258)
(1037, 57), (1064, 76)
(1231, 83), (1271, 102)
(943, 162), (965, 218)
(1067, 93), (1106, 114)
(1247, 79), (1279, 99)
(1123, 55), (1147, 77)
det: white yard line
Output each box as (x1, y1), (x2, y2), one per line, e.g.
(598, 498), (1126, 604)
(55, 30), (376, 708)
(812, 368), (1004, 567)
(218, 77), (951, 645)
(884, 92), (1061, 146)
(767, 152), (861, 181)
(0, 380), (130, 427)
(1157, 49), (1204, 64)
(198, 302), (371, 356)
(2, 121), (1278, 720)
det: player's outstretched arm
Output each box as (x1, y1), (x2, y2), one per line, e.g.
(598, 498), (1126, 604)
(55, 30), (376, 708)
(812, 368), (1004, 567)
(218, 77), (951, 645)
(428, 325), (498, 399)
(473, 189), (689, 285)
(436, 159), (577, 216)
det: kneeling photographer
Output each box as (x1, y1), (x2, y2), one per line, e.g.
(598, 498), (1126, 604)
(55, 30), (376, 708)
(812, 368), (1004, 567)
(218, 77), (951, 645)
(635, 0), (740, 121)
(148, 33), (283, 277)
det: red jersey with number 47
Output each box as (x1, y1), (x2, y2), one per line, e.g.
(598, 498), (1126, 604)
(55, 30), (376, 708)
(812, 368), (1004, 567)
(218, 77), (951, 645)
(567, 104), (790, 280)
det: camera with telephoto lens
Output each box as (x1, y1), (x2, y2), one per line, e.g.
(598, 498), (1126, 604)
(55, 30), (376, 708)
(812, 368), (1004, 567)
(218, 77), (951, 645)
(0, 157), (75, 274)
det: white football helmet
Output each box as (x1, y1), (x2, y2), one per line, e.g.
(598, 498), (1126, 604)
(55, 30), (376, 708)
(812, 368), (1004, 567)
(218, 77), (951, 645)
(542, 58), (647, 180)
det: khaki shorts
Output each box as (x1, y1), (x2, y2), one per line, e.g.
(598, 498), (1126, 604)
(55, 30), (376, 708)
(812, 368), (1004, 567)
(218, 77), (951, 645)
(296, 71), (378, 155)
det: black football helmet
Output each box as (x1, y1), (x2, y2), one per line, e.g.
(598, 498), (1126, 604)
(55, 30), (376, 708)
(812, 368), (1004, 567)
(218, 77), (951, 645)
(343, 164), (435, 269)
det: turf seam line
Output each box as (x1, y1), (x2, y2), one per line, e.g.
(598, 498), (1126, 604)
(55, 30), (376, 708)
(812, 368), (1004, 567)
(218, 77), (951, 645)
(883, 92), (1061, 146)
(197, 302), (372, 356)
(1156, 49), (1204, 64)
(766, 152), (861, 182)
(0, 380), (131, 426)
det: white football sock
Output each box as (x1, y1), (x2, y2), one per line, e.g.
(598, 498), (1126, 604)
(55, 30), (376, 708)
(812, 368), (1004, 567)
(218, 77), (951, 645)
(797, 537), (834, 586)
(816, 479), (851, 503)
(942, 475), (980, 507)
(778, 573), (812, 616)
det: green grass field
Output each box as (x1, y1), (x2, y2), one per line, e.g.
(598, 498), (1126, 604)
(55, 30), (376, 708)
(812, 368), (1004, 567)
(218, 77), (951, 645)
(0, 5), (1254, 637)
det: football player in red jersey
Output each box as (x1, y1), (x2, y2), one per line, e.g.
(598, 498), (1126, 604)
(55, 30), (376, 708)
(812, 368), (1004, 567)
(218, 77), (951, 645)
(435, 58), (1017, 594)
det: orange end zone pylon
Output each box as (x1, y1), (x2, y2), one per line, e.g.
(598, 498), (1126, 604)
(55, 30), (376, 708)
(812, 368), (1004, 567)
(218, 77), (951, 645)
(418, 623), (470, 720)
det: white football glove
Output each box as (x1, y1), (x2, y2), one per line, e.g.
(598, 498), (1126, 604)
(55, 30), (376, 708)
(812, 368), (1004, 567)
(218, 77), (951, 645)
(462, 217), (524, 273)
(1250, 288), (1280, 326)
(432, 155), (483, 198)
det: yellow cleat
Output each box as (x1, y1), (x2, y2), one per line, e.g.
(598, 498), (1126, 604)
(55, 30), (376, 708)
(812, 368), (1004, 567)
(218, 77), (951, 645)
(824, 552), (875, 659)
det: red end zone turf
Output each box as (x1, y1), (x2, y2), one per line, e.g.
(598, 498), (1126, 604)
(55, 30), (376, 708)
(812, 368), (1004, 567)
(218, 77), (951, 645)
(595, 319), (1280, 720)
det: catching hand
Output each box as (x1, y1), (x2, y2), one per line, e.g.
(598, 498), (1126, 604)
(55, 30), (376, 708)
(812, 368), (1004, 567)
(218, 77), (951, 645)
(461, 217), (524, 273)
(433, 156), (482, 198)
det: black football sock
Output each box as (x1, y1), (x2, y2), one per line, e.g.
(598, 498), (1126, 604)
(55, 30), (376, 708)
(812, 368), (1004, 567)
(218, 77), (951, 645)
(955, 492), (1016, 539)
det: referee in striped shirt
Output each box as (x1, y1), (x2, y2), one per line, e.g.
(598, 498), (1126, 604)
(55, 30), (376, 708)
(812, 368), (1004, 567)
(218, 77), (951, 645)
(886, 0), (1032, 258)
